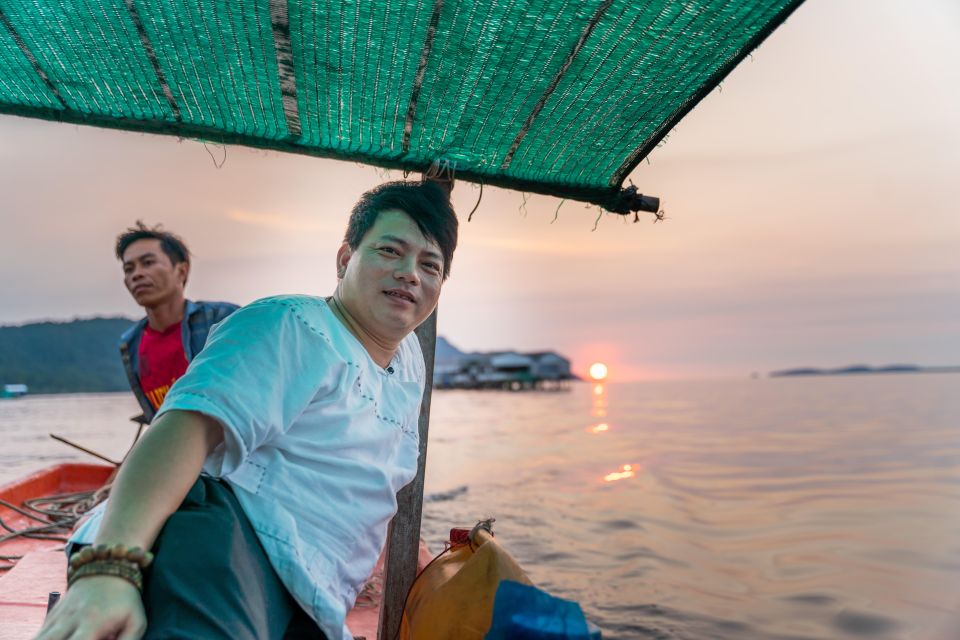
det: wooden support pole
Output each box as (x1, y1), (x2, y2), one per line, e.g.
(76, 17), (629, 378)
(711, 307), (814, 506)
(377, 308), (438, 640)
(377, 173), (453, 639)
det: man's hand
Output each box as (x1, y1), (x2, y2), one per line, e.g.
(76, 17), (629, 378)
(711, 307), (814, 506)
(34, 576), (145, 640)
(33, 411), (222, 639)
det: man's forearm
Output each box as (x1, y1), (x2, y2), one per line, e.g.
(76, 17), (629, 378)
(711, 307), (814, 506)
(93, 409), (224, 549)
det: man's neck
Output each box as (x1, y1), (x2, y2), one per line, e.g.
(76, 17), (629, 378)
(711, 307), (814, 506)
(328, 293), (399, 368)
(144, 297), (186, 332)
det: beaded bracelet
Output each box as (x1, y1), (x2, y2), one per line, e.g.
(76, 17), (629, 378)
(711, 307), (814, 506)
(69, 543), (154, 572)
(67, 560), (143, 591)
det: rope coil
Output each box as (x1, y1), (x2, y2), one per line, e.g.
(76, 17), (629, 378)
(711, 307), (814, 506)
(0, 488), (108, 572)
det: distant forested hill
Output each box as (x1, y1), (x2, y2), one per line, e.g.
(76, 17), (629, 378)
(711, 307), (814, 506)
(0, 317), (136, 393)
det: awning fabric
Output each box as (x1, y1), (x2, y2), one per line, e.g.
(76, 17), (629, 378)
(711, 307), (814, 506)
(0, 0), (804, 212)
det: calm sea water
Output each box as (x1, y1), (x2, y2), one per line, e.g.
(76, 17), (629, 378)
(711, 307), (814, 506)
(2, 375), (958, 639)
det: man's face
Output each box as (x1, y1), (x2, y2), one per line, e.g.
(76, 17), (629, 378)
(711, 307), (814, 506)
(122, 239), (188, 308)
(337, 209), (444, 339)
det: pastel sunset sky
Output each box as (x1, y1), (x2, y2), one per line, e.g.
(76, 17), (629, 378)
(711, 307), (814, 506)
(1, 0), (957, 381)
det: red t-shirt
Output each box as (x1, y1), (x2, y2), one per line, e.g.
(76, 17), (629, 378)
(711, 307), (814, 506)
(138, 322), (189, 411)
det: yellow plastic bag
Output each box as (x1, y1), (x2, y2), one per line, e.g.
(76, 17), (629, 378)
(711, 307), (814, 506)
(400, 521), (533, 640)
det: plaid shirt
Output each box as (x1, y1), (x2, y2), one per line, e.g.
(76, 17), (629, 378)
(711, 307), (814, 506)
(120, 299), (238, 422)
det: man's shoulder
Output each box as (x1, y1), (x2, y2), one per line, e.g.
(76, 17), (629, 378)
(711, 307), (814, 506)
(193, 299), (241, 310)
(223, 295), (333, 336)
(189, 299), (240, 319)
(244, 294), (327, 316)
(397, 330), (426, 383)
(399, 330), (424, 358)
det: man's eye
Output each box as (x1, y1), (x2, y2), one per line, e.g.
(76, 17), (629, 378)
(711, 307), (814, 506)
(379, 246), (400, 255)
(423, 262), (441, 274)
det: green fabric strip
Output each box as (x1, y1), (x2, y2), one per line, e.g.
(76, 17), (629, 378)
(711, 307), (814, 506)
(0, 0), (806, 211)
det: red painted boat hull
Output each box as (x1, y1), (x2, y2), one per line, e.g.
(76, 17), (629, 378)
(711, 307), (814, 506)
(0, 464), (113, 639)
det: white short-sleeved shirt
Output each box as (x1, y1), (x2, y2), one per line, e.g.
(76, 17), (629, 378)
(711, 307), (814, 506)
(75, 295), (425, 640)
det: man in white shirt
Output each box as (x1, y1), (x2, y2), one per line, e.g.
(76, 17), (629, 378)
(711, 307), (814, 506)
(36, 180), (458, 640)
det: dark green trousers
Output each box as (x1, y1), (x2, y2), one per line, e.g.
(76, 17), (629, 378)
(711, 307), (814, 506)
(141, 476), (327, 640)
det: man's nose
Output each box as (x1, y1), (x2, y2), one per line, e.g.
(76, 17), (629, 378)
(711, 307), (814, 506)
(394, 258), (420, 284)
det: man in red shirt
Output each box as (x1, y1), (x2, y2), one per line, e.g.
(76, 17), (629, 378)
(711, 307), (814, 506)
(59, 228), (239, 556)
(116, 223), (237, 421)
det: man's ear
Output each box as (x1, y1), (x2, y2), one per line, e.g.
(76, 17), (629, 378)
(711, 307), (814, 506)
(177, 261), (190, 287)
(336, 242), (352, 279)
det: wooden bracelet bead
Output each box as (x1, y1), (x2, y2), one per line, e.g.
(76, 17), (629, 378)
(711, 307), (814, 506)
(69, 544), (154, 571)
(67, 560), (143, 592)
(69, 547), (92, 570)
(78, 546), (95, 564)
(127, 548), (146, 566)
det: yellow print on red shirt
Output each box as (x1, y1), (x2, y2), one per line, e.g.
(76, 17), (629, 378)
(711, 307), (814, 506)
(145, 378), (177, 410)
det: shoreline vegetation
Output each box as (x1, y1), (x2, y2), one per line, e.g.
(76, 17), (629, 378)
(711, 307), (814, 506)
(0, 317), (133, 394)
(2, 318), (956, 394)
(0, 318), (580, 395)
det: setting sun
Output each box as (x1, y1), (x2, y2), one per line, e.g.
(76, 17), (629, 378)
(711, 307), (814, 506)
(589, 362), (608, 381)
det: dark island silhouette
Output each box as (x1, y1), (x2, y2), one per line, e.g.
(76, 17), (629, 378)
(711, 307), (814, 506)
(769, 364), (960, 377)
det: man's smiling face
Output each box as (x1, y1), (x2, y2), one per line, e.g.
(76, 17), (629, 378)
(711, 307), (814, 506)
(336, 208), (444, 339)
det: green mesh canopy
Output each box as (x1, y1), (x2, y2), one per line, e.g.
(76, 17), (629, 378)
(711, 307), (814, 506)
(0, 0), (803, 212)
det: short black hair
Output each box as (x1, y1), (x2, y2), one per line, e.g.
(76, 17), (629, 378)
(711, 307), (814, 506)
(346, 181), (459, 280)
(115, 221), (191, 267)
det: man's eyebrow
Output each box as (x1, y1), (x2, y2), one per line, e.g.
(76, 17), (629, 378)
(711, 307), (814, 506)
(123, 251), (158, 266)
(379, 234), (443, 261)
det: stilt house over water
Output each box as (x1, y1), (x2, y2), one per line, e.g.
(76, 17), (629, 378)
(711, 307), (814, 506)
(435, 350), (573, 390)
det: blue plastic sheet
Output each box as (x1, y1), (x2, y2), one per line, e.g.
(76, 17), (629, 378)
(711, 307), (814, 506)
(485, 580), (602, 640)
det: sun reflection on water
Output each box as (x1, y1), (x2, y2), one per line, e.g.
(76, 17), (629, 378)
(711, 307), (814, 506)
(591, 382), (607, 419)
(603, 464), (637, 482)
(590, 381), (610, 425)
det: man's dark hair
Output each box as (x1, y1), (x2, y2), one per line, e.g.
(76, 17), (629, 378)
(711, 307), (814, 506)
(115, 221), (191, 267)
(346, 181), (459, 279)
